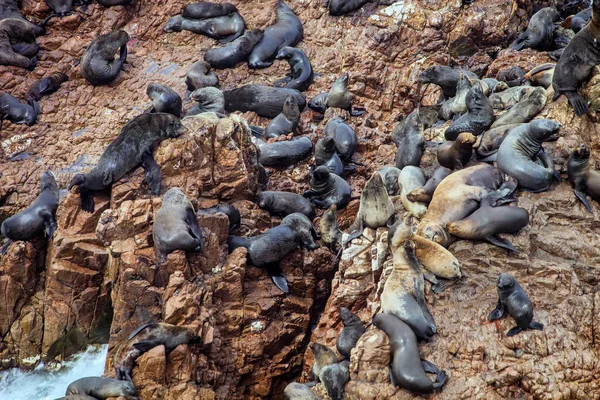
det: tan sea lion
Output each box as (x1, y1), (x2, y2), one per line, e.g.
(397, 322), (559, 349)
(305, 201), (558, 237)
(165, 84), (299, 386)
(524, 63), (555, 88)
(398, 166), (427, 218)
(406, 167), (451, 204)
(436, 132), (476, 170)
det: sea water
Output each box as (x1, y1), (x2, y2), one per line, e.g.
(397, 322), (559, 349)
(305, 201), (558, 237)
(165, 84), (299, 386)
(0, 344), (108, 400)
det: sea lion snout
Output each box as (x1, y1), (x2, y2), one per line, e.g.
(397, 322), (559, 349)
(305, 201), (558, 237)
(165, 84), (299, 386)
(497, 272), (516, 289)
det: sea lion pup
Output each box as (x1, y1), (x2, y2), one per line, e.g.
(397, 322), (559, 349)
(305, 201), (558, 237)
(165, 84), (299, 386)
(511, 7), (560, 51)
(524, 63), (555, 89)
(114, 322), (199, 382)
(68, 113), (185, 213)
(319, 204), (344, 252)
(146, 83), (182, 117)
(304, 165), (352, 210)
(417, 65), (478, 99)
(406, 166), (451, 204)
(257, 136), (313, 167)
(25, 72), (68, 102)
(0, 18), (39, 69)
(571, 7), (592, 32)
(488, 86), (536, 110)
(398, 166), (428, 218)
(439, 73), (472, 120)
(227, 213), (319, 293)
(314, 136), (344, 176)
(308, 342), (342, 381)
(325, 117), (358, 161)
(326, 73), (365, 116)
(328, 0), (371, 15)
(347, 171), (395, 240)
(153, 188), (204, 264)
(264, 95), (300, 139)
(488, 273), (544, 337)
(379, 166), (402, 196)
(373, 313), (447, 393)
(182, 2), (238, 19)
(336, 307), (365, 359)
(164, 13), (245, 42)
(475, 123), (522, 162)
(393, 109), (424, 169)
(185, 60), (218, 93)
(66, 377), (138, 400)
(0, 171), (59, 255)
(204, 29), (263, 69)
(197, 203), (240, 232)
(274, 46), (314, 92)
(496, 66), (526, 87)
(256, 190), (315, 220)
(0, 92), (40, 126)
(248, 0), (303, 69)
(223, 84), (306, 118)
(187, 87), (225, 116)
(308, 92), (329, 113)
(496, 119), (561, 192)
(567, 144), (600, 213)
(80, 30), (129, 86)
(417, 163), (504, 248)
(491, 87), (547, 128)
(283, 382), (319, 400)
(552, 1), (600, 116)
(437, 132), (476, 170)
(444, 84), (494, 140)
(319, 361), (350, 400)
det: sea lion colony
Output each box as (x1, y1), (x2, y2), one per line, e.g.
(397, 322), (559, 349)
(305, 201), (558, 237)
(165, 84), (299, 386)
(0, 0), (599, 398)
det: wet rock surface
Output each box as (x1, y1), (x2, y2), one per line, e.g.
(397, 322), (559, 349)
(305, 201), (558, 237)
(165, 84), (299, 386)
(1, 0), (600, 399)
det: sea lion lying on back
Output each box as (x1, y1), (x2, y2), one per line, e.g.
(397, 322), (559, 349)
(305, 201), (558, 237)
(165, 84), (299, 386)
(80, 30), (129, 86)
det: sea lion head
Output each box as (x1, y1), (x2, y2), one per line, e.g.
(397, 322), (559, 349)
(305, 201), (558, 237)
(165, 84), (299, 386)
(308, 92), (329, 113)
(497, 272), (516, 292)
(511, 30), (531, 51)
(255, 191), (273, 209)
(162, 114), (185, 138)
(457, 73), (472, 91)
(465, 84), (487, 111)
(162, 187), (188, 206)
(340, 307), (361, 327)
(322, 136), (337, 153)
(456, 132), (477, 148)
(282, 95), (300, 119)
(276, 46), (294, 60)
(164, 15), (184, 32)
(312, 165), (332, 184)
(388, 212), (415, 250)
(282, 212), (319, 250)
(421, 223), (451, 247)
(191, 87), (224, 110)
(41, 170), (58, 192)
(308, 342), (333, 359)
(117, 380), (139, 400)
(573, 144), (591, 161)
(146, 83), (163, 98)
(417, 66), (444, 84)
(68, 173), (85, 190)
(529, 119), (561, 141)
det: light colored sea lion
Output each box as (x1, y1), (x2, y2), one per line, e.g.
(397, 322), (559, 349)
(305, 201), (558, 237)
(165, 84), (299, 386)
(439, 73), (472, 120)
(274, 46), (314, 92)
(283, 382), (319, 400)
(204, 29), (264, 69)
(187, 87), (225, 116)
(511, 7), (560, 51)
(393, 109), (424, 169)
(319, 361), (350, 400)
(336, 307), (365, 359)
(80, 30), (129, 86)
(257, 136), (313, 167)
(496, 119), (561, 192)
(524, 63), (555, 89)
(308, 342), (341, 381)
(488, 273), (543, 336)
(65, 377), (138, 400)
(475, 123), (522, 162)
(0, 18), (39, 69)
(482, 78), (508, 93)
(437, 132), (476, 170)
(256, 190), (315, 220)
(347, 171), (395, 239)
(398, 166), (427, 218)
(186, 60), (218, 92)
(153, 188), (204, 264)
(303, 165), (352, 210)
(417, 65), (478, 98)
(373, 313), (447, 393)
(567, 144), (600, 213)
(444, 84), (494, 140)
(325, 117), (358, 161)
(264, 95), (300, 139)
(406, 167), (451, 204)
(319, 204), (344, 252)
(491, 87), (546, 128)
(412, 234), (461, 291)
(25, 72), (68, 102)
(379, 166), (402, 196)
(146, 83), (182, 117)
(223, 84), (306, 118)
(489, 86), (536, 110)
(0, 92), (40, 126)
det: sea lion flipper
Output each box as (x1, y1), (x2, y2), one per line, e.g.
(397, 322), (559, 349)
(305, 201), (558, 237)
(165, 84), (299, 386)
(0, 239), (12, 255)
(43, 213), (57, 239)
(506, 326), (523, 337)
(420, 359), (440, 374)
(132, 341), (157, 352)
(80, 190), (95, 213)
(431, 278), (454, 294)
(433, 370), (448, 390)
(529, 321), (544, 331)
(484, 235), (518, 253)
(487, 300), (505, 321)
(186, 208), (204, 250)
(141, 152), (162, 195)
(575, 190), (594, 213)
(273, 76), (291, 87)
(265, 264), (289, 293)
(565, 92), (589, 117)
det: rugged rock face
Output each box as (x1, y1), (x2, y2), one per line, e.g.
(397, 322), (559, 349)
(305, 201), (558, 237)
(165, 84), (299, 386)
(1, 0), (600, 399)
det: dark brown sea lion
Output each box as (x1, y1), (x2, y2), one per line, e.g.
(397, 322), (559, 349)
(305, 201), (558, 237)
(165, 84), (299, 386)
(444, 84), (494, 140)
(146, 83), (182, 117)
(496, 66), (526, 87)
(256, 190), (315, 220)
(488, 273), (544, 336)
(406, 166), (451, 204)
(314, 136), (344, 176)
(328, 0), (371, 15)
(436, 132), (476, 170)
(0, 18), (39, 69)
(80, 30), (129, 86)
(44, 0), (72, 15)
(65, 377), (138, 400)
(524, 63), (555, 89)
(567, 144), (600, 213)
(325, 117), (358, 161)
(0, 171), (59, 255)
(336, 307), (365, 360)
(264, 95), (300, 138)
(185, 60), (218, 92)
(274, 46), (313, 92)
(552, 1), (600, 116)
(182, 2), (237, 19)
(113, 322), (199, 382)
(417, 65), (478, 98)
(68, 113), (185, 213)
(491, 87), (546, 128)
(223, 84), (306, 118)
(248, 0), (303, 69)
(511, 7), (560, 51)
(0, 92), (40, 126)
(303, 165), (352, 209)
(256, 135), (312, 167)
(25, 72), (68, 102)
(373, 313), (448, 393)
(164, 13), (245, 42)
(393, 108), (424, 169)
(204, 29), (263, 69)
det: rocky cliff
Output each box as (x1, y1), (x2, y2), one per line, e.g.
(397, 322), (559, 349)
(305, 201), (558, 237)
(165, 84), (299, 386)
(1, 0), (600, 399)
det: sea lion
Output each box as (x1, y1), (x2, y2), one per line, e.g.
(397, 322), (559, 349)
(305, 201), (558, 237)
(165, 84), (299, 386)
(379, 166), (402, 196)
(223, 84), (306, 118)
(264, 95), (300, 138)
(325, 117), (358, 161)
(24, 72), (68, 102)
(551, 0), (600, 116)
(308, 92), (328, 114)
(274, 46), (313, 92)
(496, 66), (526, 87)
(444, 84), (494, 140)
(283, 382), (319, 400)
(185, 60), (218, 92)
(257, 136), (313, 167)
(328, 0), (371, 15)
(571, 7), (592, 32)
(439, 73), (472, 120)
(417, 163), (505, 248)
(228, 213), (319, 293)
(204, 29), (263, 69)
(491, 87), (546, 128)
(398, 166), (428, 218)
(475, 123), (522, 162)
(65, 377), (138, 400)
(153, 188), (204, 264)
(406, 167), (451, 204)
(182, 2), (237, 19)
(80, 30), (129, 86)
(146, 83), (182, 117)
(164, 13), (245, 42)
(488, 273), (544, 336)
(114, 322), (199, 382)
(437, 132), (476, 170)
(373, 313), (447, 393)
(314, 136), (344, 176)
(567, 144), (600, 213)
(412, 234), (461, 292)
(336, 307), (365, 359)
(57, 395), (100, 400)
(0, 18), (39, 69)
(496, 119), (561, 192)
(248, 0), (303, 68)
(524, 63), (555, 88)
(511, 7), (560, 51)
(68, 113), (185, 213)
(0, 92), (40, 126)
(319, 204), (344, 252)
(308, 342), (341, 381)
(197, 203), (241, 232)
(256, 190), (315, 219)
(303, 165), (352, 209)
(393, 109), (424, 169)
(44, 0), (72, 15)
(417, 66), (478, 98)
(319, 361), (350, 400)
(482, 78), (508, 93)
(11, 42), (39, 58)
(347, 171), (395, 239)
(326, 73), (365, 116)
(489, 86), (536, 110)
(0, 171), (59, 255)
(187, 87), (225, 116)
